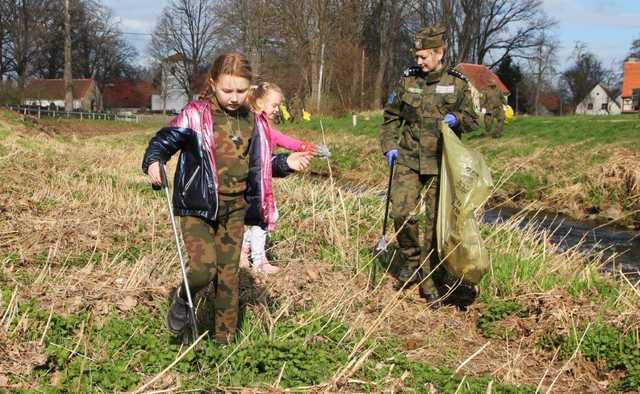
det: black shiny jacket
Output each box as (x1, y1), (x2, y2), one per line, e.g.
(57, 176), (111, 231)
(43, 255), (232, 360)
(142, 123), (292, 221)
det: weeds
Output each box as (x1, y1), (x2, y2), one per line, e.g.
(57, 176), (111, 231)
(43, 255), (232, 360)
(1, 109), (639, 391)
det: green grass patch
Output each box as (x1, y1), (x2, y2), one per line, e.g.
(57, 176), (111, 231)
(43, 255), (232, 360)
(509, 171), (540, 199)
(477, 299), (526, 339)
(538, 321), (640, 391)
(5, 297), (536, 392)
(280, 113), (383, 137)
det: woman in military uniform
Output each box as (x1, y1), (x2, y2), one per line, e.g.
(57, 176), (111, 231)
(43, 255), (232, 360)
(379, 25), (479, 307)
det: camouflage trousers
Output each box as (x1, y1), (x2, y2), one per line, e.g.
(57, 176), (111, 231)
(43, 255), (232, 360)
(391, 164), (442, 294)
(484, 110), (504, 137)
(179, 197), (245, 344)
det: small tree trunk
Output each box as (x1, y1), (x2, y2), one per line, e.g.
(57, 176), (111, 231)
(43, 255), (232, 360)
(64, 0), (73, 112)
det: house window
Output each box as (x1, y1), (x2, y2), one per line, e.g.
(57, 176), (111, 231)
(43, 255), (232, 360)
(587, 103), (593, 110)
(601, 103), (608, 110)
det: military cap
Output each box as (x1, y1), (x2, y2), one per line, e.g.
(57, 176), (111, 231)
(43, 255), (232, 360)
(414, 25), (446, 50)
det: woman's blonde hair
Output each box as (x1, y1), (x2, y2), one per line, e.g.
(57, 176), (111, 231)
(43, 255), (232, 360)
(246, 82), (284, 112)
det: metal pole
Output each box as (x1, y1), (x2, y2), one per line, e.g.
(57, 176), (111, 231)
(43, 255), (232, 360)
(156, 164), (199, 342)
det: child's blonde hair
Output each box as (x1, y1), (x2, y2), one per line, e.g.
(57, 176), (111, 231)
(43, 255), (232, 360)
(201, 52), (253, 100)
(247, 82), (284, 112)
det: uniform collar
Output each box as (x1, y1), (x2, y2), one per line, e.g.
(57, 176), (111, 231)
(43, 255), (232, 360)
(424, 64), (447, 84)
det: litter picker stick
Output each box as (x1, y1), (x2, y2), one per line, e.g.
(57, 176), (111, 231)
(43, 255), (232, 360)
(154, 163), (199, 343)
(376, 160), (395, 252)
(373, 160), (395, 286)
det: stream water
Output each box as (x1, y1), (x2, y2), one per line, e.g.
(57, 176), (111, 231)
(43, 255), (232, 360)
(483, 207), (640, 276)
(332, 180), (640, 279)
(337, 183), (640, 277)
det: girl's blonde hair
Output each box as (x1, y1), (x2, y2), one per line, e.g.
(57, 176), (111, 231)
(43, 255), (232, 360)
(246, 82), (284, 112)
(201, 52), (253, 99)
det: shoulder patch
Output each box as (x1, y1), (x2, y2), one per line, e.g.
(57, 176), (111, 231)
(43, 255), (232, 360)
(447, 68), (468, 82)
(403, 66), (422, 77)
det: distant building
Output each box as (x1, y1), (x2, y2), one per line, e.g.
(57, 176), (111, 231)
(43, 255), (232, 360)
(575, 83), (621, 115)
(104, 79), (156, 113)
(455, 63), (509, 114)
(537, 94), (560, 116)
(23, 78), (102, 111)
(621, 57), (640, 113)
(151, 54), (206, 113)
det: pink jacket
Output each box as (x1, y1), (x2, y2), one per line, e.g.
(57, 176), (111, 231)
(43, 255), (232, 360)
(270, 127), (310, 152)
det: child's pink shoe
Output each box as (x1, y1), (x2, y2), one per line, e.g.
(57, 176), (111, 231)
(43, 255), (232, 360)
(239, 247), (251, 269)
(253, 258), (281, 274)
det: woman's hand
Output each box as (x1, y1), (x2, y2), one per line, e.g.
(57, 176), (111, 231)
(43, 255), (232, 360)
(147, 162), (167, 186)
(286, 152), (312, 172)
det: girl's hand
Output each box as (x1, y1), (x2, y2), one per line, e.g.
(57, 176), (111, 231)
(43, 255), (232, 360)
(300, 142), (318, 155)
(287, 152), (312, 172)
(147, 162), (167, 186)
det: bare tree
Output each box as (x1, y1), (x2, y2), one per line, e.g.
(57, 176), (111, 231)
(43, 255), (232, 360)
(149, 0), (218, 97)
(3, 0), (51, 98)
(0, 0), (10, 79)
(562, 43), (607, 107)
(628, 36), (640, 60)
(409, 0), (555, 67)
(64, 0), (73, 111)
(526, 32), (558, 115)
(372, 0), (409, 108)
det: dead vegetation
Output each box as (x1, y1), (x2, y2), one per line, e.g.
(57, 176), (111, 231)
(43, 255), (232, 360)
(0, 112), (639, 392)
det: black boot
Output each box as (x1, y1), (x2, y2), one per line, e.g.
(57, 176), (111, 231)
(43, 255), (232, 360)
(394, 265), (419, 289)
(165, 287), (189, 336)
(419, 278), (442, 309)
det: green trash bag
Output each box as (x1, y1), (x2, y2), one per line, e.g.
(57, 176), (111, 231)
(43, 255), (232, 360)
(437, 123), (493, 285)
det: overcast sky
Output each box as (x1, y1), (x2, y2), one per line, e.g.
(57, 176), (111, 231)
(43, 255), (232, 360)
(105, 0), (640, 70)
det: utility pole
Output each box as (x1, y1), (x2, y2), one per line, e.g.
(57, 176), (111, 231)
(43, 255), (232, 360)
(64, 0), (73, 112)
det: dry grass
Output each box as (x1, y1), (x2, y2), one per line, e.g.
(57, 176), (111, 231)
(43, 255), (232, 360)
(0, 109), (638, 392)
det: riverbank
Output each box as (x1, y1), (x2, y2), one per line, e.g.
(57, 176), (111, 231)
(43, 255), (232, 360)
(281, 113), (640, 229)
(0, 109), (639, 392)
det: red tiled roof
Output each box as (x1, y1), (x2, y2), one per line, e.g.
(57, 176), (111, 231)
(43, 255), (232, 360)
(23, 79), (94, 100)
(539, 94), (560, 112)
(455, 63), (509, 94)
(163, 53), (186, 63)
(621, 59), (640, 98)
(104, 79), (156, 109)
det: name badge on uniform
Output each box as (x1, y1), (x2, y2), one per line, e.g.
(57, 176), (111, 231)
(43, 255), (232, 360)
(435, 85), (455, 94)
(406, 87), (423, 94)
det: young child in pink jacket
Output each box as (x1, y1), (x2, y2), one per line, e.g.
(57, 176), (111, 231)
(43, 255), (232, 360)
(242, 82), (324, 273)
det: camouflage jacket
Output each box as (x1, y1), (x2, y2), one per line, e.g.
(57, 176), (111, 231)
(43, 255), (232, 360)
(481, 86), (505, 112)
(142, 100), (292, 221)
(380, 65), (479, 174)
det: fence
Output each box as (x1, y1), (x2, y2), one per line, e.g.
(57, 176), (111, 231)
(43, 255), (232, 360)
(3, 105), (142, 123)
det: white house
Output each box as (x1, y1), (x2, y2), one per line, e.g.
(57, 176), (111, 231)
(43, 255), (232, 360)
(151, 54), (203, 113)
(23, 78), (103, 111)
(575, 83), (621, 115)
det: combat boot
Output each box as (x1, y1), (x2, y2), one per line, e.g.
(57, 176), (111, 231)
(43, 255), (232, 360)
(394, 265), (419, 289)
(165, 287), (189, 336)
(419, 278), (442, 309)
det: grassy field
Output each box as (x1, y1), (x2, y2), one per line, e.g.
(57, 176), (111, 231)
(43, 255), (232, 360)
(282, 113), (640, 228)
(0, 109), (639, 392)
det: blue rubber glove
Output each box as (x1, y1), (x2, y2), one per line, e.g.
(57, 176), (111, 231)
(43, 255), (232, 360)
(444, 113), (458, 128)
(385, 149), (398, 168)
